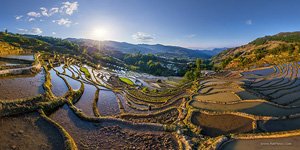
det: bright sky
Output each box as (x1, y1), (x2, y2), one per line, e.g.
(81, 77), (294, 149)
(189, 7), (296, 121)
(1, 0), (300, 49)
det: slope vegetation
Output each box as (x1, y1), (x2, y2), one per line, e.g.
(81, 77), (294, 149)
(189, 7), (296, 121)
(213, 32), (300, 70)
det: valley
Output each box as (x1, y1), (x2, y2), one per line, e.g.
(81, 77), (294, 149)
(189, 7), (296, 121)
(2, 0), (300, 149)
(2, 46), (300, 149)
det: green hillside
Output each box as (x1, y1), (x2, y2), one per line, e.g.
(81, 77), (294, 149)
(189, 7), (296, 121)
(213, 32), (300, 70)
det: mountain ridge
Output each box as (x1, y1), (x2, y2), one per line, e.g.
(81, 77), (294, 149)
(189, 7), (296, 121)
(66, 38), (226, 59)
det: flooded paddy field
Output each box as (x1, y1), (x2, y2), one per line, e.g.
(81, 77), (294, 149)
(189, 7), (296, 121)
(259, 117), (300, 132)
(61, 75), (81, 90)
(0, 60), (22, 67)
(0, 70), (45, 100)
(220, 136), (300, 150)
(49, 69), (68, 97)
(97, 90), (120, 116)
(2, 54), (35, 61)
(74, 83), (97, 117)
(3, 54), (300, 149)
(189, 63), (300, 149)
(0, 54), (187, 149)
(191, 112), (254, 137)
(50, 105), (179, 149)
(190, 100), (300, 117)
(0, 112), (64, 150)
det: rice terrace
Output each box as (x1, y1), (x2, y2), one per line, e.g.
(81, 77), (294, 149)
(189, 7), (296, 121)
(2, 0), (300, 150)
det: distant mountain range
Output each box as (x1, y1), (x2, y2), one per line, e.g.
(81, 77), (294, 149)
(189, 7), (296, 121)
(199, 48), (228, 56)
(67, 38), (227, 59)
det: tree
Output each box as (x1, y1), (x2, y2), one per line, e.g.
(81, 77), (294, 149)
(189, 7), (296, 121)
(184, 70), (194, 80)
(184, 58), (203, 81)
(195, 58), (202, 70)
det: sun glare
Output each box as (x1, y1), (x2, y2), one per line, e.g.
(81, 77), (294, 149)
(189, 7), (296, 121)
(90, 27), (109, 40)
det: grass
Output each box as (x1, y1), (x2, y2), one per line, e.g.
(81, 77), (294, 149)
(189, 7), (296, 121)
(119, 77), (134, 85)
(80, 66), (91, 78)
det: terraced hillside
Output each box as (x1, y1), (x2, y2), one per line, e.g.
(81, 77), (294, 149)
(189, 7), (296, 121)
(190, 64), (300, 149)
(213, 32), (300, 70)
(0, 53), (192, 149)
(2, 52), (300, 149)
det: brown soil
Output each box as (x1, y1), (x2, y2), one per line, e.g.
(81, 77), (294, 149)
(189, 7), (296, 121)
(120, 108), (179, 124)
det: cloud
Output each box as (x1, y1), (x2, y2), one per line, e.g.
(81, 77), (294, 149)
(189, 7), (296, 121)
(52, 32), (56, 35)
(185, 34), (196, 38)
(28, 18), (35, 22)
(50, 8), (59, 15)
(60, 1), (79, 15)
(52, 18), (72, 27)
(16, 2), (78, 24)
(15, 15), (23, 20)
(132, 32), (155, 42)
(246, 19), (252, 25)
(27, 11), (41, 17)
(17, 27), (43, 35)
(40, 7), (48, 16)
(40, 7), (59, 17)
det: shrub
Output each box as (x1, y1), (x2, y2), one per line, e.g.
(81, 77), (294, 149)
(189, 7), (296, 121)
(119, 77), (134, 85)
(80, 67), (91, 78)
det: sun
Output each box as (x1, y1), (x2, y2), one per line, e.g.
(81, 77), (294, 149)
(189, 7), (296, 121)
(90, 27), (109, 40)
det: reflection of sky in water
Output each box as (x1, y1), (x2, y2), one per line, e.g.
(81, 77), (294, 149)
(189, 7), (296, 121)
(4, 55), (34, 61)
(50, 69), (68, 97)
(0, 61), (20, 66)
(98, 90), (120, 116)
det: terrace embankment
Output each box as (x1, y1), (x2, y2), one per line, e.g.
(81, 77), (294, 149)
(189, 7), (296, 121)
(119, 107), (179, 124)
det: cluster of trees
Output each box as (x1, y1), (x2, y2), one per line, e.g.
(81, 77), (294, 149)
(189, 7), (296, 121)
(184, 59), (202, 80)
(122, 53), (178, 76)
(221, 57), (233, 68)
(269, 44), (299, 55)
(24, 35), (82, 53)
(254, 47), (268, 60)
(0, 32), (83, 55)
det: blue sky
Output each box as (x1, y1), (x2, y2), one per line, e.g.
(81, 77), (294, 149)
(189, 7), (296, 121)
(1, 0), (300, 49)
